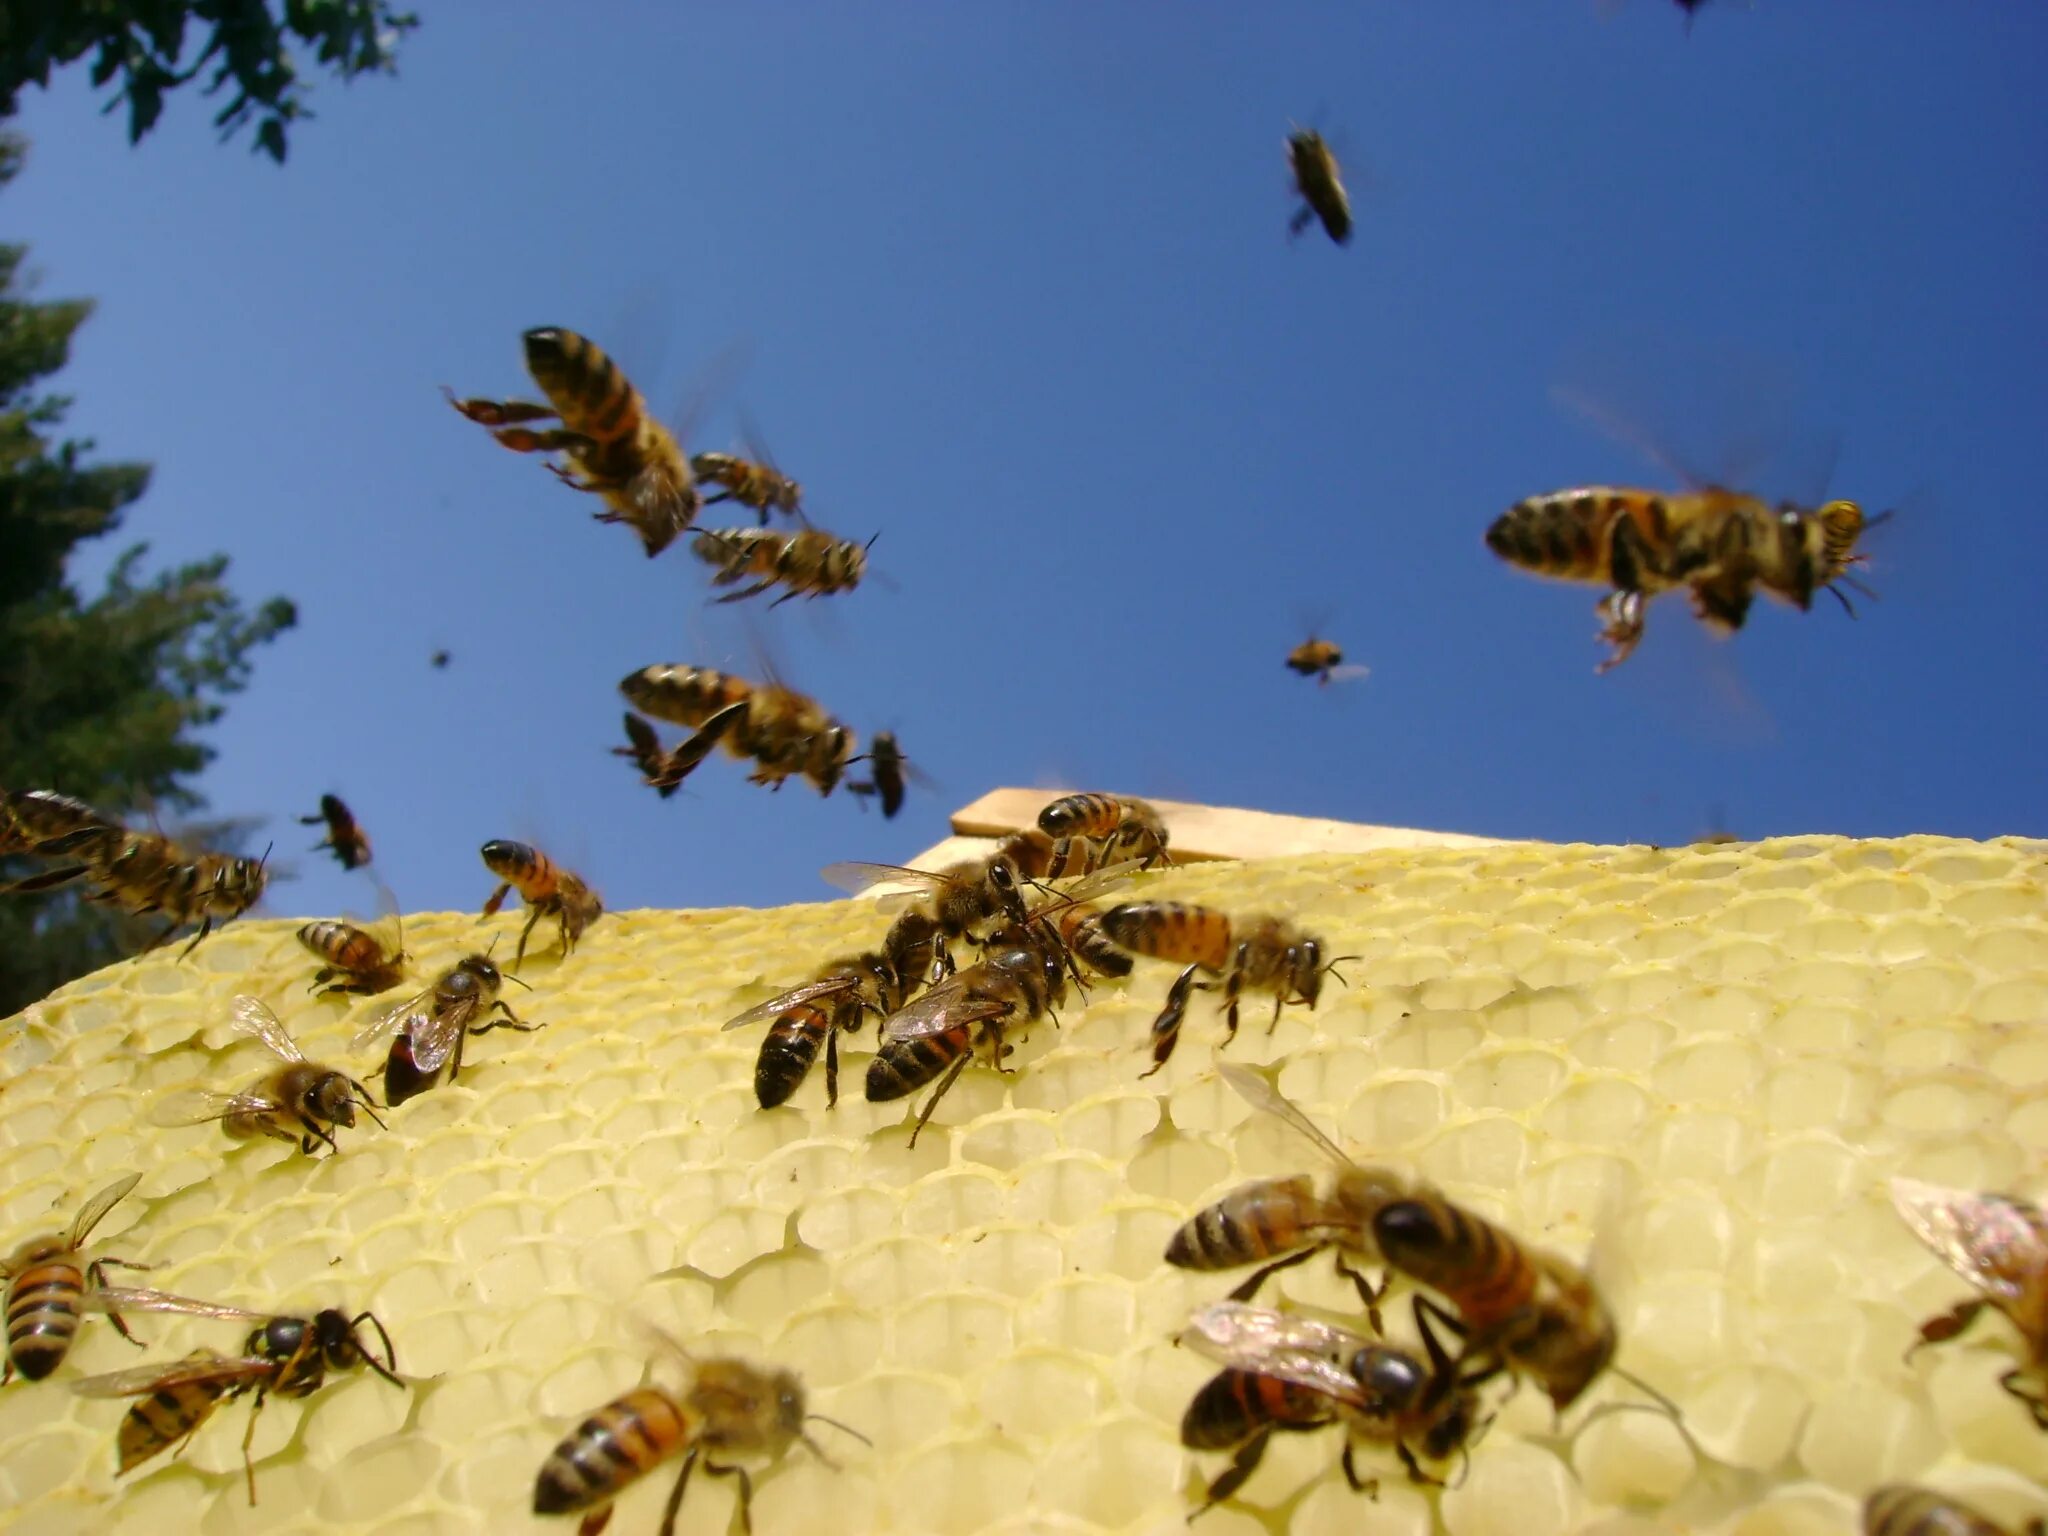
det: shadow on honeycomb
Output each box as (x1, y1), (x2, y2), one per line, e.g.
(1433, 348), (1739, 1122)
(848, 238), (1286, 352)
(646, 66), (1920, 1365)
(2, 835), (2045, 1535)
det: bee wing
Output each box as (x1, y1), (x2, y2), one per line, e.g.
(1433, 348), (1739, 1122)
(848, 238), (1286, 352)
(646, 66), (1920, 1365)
(1890, 1177), (2048, 1304)
(821, 861), (958, 898)
(79, 1287), (271, 1323)
(723, 975), (861, 1031)
(1178, 1302), (1375, 1406)
(404, 1009), (467, 1075)
(229, 995), (304, 1063)
(879, 985), (1011, 1044)
(149, 1088), (284, 1129)
(1324, 664), (1372, 684)
(65, 1172), (144, 1249)
(1217, 1062), (1358, 1171)
(352, 987), (434, 1053)
(72, 1352), (274, 1398)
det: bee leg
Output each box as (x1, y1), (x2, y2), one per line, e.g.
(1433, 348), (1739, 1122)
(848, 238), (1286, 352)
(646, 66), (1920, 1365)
(513, 906), (544, 969)
(86, 1259), (152, 1346)
(476, 1001), (544, 1035)
(495, 426), (595, 455)
(0, 862), (93, 893)
(705, 1461), (755, 1536)
(443, 390), (557, 427)
(713, 579), (778, 604)
(175, 916), (214, 959)
(239, 1388), (269, 1505)
(1593, 590), (1646, 673)
(1222, 949), (1251, 1044)
(649, 1448), (700, 1536)
(1340, 1442), (1381, 1498)
(1332, 1255), (1388, 1334)
(823, 1028), (840, 1110)
(1908, 1298), (1989, 1356)
(1287, 205), (1315, 239)
(1191, 1428), (1272, 1519)
(480, 881), (513, 919)
(908, 1056), (973, 1149)
(1225, 1245), (1318, 1303)
(1139, 965), (1203, 1079)
(295, 1114), (341, 1157)
(2000, 1367), (2048, 1429)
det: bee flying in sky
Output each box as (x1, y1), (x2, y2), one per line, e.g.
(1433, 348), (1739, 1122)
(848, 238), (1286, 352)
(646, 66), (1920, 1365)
(1285, 636), (1369, 686)
(1891, 1177), (2048, 1431)
(151, 996), (385, 1156)
(1286, 128), (1352, 246)
(846, 731), (928, 820)
(3, 1172), (146, 1384)
(298, 794), (371, 871)
(446, 327), (701, 558)
(690, 526), (877, 606)
(620, 664), (857, 799)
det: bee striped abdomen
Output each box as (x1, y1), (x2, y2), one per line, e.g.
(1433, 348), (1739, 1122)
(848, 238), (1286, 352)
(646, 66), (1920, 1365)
(1375, 1198), (1534, 1329)
(865, 1030), (969, 1102)
(1099, 902), (1234, 972)
(1485, 491), (1632, 581)
(118, 1378), (234, 1473)
(1181, 1369), (1333, 1449)
(522, 329), (639, 445)
(756, 1006), (832, 1109)
(534, 1388), (693, 1515)
(6, 1257), (84, 1380)
(1166, 1177), (1321, 1270)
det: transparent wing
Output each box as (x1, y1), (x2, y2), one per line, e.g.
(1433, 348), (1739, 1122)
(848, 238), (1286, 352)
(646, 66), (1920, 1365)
(80, 1287), (271, 1323)
(72, 1352), (274, 1398)
(229, 995), (304, 1063)
(149, 1087), (284, 1130)
(65, 1171), (144, 1249)
(404, 1010), (467, 1075)
(1178, 1302), (1374, 1406)
(724, 975), (862, 1032)
(1218, 1062), (1357, 1171)
(1324, 664), (1372, 684)
(878, 985), (1011, 1045)
(1891, 1177), (2048, 1304)
(820, 861), (958, 898)
(352, 986), (434, 1053)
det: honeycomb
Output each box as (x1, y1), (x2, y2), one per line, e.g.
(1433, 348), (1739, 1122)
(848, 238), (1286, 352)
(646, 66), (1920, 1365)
(2, 834), (2045, 1536)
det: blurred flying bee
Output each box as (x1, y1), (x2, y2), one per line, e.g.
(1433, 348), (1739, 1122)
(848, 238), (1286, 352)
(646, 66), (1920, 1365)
(535, 1338), (863, 1536)
(1285, 636), (1370, 686)
(72, 1296), (400, 1503)
(352, 954), (541, 1107)
(297, 794), (370, 871)
(0, 823), (268, 958)
(1890, 1177), (2048, 1430)
(1095, 902), (1348, 1075)
(725, 910), (944, 1110)
(847, 731), (929, 820)
(1167, 1063), (1410, 1315)
(296, 913), (408, 997)
(1372, 1192), (1617, 1412)
(446, 327), (701, 557)
(2, 1172), (146, 1384)
(430, 649), (452, 669)
(1864, 1486), (2046, 1536)
(690, 526), (876, 606)
(1486, 486), (1877, 672)
(692, 447), (804, 523)
(620, 664), (856, 798)
(1287, 128), (1352, 245)
(612, 713), (681, 800)
(481, 840), (604, 966)
(151, 996), (385, 1156)
(0, 787), (114, 858)
(1038, 792), (1173, 870)
(1177, 1300), (1479, 1517)
(865, 891), (1099, 1147)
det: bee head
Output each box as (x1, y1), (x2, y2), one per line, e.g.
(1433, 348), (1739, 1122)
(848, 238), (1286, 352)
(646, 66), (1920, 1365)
(310, 1071), (359, 1128)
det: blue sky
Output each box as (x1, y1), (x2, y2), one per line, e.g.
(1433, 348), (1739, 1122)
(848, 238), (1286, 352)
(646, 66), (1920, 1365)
(6, 3), (2044, 923)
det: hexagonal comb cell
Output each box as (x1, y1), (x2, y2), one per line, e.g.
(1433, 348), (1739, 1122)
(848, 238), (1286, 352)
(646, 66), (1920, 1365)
(0, 834), (2044, 1534)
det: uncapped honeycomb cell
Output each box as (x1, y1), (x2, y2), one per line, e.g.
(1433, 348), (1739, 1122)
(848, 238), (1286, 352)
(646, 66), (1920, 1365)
(1, 835), (2046, 1535)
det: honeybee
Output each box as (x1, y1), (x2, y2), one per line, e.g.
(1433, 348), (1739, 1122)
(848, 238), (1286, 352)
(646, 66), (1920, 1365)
(1864, 1486), (2046, 1536)
(152, 997), (385, 1156)
(1285, 637), (1370, 686)
(0, 787), (114, 857)
(1287, 128), (1353, 245)
(297, 914), (408, 997)
(690, 526), (876, 606)
(1890, 1177), (2048, 1430)
(1167, 1063), (1408, 1314)
(1486, 485), (1874, 672)
(1177, 1300), (1478, 1517)
(1372, 1193), (1617, 1412)
(847, 731), (928, 820)
(865, 899), (1085, 1147)
(691, 448), (804, 523)
(620, 664), (856, 797)
(1095, 902), (1346, 1074)
(2, 1173), (146, 1384)
(724, 910), (945, 1109)
(1057, 901), (1133, 980)
(822, 849), (1035, 970)
(446, 327), (701, 557)
(352, 954), (541, 1107)
(430, 649), (452, 669)
(297, 793), (370, 871)
(0, 822), (269, 957)
(72, 1296), (400, 1503)
(535, 1340), (862, 1536)
(481, 840), (604, 966)
(1038, 792), (1173, 870)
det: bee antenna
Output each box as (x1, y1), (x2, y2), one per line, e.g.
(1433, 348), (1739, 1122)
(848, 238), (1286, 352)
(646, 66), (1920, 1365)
(1321, 953), (1362, 987)
(800, 1413), (871, 1468)
(1570, 1366), (1706, 1461)
(350, 1080), (389, 1131)
(503, 970), (536, 993)
(349, 1310), (402, 1382)
(1825, 584), (1858, 619)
